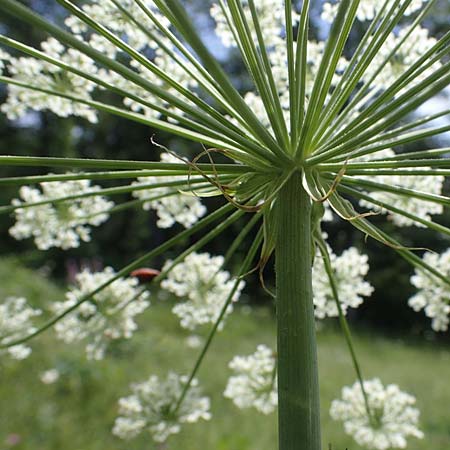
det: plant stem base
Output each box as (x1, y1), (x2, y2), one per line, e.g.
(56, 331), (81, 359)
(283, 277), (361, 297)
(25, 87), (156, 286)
(276, 171), (321, 450)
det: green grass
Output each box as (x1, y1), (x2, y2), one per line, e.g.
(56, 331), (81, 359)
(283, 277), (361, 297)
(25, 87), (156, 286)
(0, 257), (449, 450)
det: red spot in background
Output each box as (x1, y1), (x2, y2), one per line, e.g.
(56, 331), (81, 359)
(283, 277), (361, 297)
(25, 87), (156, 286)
(130, 268), (161, 282)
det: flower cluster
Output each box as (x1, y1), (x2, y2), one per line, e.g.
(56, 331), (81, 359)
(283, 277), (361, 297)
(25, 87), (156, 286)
(321, 0), (428, 23)
(9, 178), (114, 250)
(210, 0), (293, 49)
(312, 246), (374, 319)
(409, 249), (450, 331)
(67, 0), (198, 120)
(224, 344), (277, 415)
(357, 149), (444, 227)
(0, 296), (41, 360)
(161, 252), (245, 330)
(53, 267), (150, 360)
(322, 4), (440, 93)
(369, 26), (441, 90)
(1, 38), (98, 122)
(112, 372), (211, 443)
(211, 4), (344, 130)
(64, 0), (168, 54)
(132, 153), (206, 228)
(330, 379), (424, 450)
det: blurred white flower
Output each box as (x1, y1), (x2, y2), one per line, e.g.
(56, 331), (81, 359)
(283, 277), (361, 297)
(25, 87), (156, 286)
(0, 48), (9, 72)
(112, 372), (211, 442)
(132, 153), (206, 228)
(224, 344), (277, 414)
(9, 178), (114, 250)
(312, 246), (373, 319)
(367, 26), (441, 90)
(330, 379), (424, 449)
(40, 368), (60, 384)
(1, 38), (98, 122)
(65, 0), (170, 53)
(210, 0), (293, 49)
(185, 335), (203, 349)
(53, 267), (150, 360)
(321, 0), (428, 23)
(357, 149), (444, 227)
(0, 297), (41, 360)
(409, 249), (450, 331)
(161, 252), (244, 330)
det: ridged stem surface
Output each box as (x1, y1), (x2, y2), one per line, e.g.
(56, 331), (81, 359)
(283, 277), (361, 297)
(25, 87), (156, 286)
(275, 170), (321, 450)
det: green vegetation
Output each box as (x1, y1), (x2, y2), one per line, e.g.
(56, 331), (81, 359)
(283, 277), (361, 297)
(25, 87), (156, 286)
(0, 258), (449, 450)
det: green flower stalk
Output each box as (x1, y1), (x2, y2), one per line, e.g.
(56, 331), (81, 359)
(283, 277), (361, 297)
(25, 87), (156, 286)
(0, 0), (449, 448)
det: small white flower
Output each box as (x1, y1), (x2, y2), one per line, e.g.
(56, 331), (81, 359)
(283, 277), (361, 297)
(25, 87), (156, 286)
(357, 149), (444, 227)
(113, 372), (211, 442)
(9, 178), (114, 250)
(409, 249), (450, 332)
(185, 335), (203, 349)
(65, 1), (170, 53)
(1, 38), (99, 122)
(40, 368), (60, 384)
(312, 245), (374, 319)
(321, 1), (428, 23)
(53, 267), (150, 359)
(0, 297), (41, 360)
(367, 26), (441, 91)
(132, 153), (207, 229)
(161, 252), (245, 330)
(330, 379), (424, 450)
(211, 0), (293, 49)
(224, 345), (277, 414)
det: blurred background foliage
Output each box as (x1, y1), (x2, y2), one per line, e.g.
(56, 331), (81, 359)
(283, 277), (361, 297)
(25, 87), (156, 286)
(1, 0), (450, 340)
(0, 257), (449, 450)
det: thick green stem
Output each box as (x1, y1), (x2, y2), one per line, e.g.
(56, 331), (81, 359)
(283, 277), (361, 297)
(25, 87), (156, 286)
(275, 171), (321, 450)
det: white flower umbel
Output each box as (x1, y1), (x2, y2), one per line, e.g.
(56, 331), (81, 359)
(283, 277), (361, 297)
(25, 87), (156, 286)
(132, 153), (206, 228)
(9, 178), (114, 250)
(409, 249), (450, 332)
(1, 38), (98, 122)
(312, 246), (374, 319)
(224, 344), (277, 414)
(112, 372), (211, 443)
(66, 0), (198, 120)
(161, 252), (245, 330)
(65, 0), (170, 54)
(330, 379), (424, 450)
(367, 26), (440, 90)
(210, 0), (294, 49)
(357, 149), (444, 227)
(53, 267), (150, 360)
(321, 0), (428, 23)
(0, 297), (41, 360)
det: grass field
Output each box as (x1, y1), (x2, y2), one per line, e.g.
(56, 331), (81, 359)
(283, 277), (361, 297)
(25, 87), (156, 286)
(0, 257), (449, 450)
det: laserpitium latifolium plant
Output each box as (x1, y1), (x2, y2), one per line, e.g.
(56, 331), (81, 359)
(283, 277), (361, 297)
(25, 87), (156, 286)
(0, 0), (449, 449)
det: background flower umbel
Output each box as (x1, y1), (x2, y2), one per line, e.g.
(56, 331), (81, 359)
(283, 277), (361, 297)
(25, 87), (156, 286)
(9, 178), (114, 250)
(132, 153), (207, 229)
(330, 378), (424, 450)
(409, 248), (450, 331)
(0, 296), (41, 360)
(312, 245), (374, 319)
(161, 252), (245, 330)
(224, 344), (277, 414)
(112, 372), (211, 443)
(53, 267), (150, 360)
